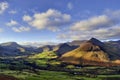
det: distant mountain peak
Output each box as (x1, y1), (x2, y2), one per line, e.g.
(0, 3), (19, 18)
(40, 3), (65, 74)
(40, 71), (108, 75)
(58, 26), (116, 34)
(1, 42), (18, 46)
(0, 42), (21, 48)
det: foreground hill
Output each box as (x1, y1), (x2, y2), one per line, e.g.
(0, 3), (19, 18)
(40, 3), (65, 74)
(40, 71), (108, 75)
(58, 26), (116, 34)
(60, 38), (110, 64)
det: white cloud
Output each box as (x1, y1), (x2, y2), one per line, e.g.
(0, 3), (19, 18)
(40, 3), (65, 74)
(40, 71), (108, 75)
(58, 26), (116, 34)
(67, 2), (73, 10)
(58, 10), (120, 40)
(0, 2), (8, 14)
(59, 26), (120, 41)
(9, 10), (17, 14)
(70, 15), (112, 31)
(19, 41), (57, 47)
(57, 34), (68, 40)
(93, 26), (120, 39)
(24, 9), (71, 32)
(12, 26), (30, 32)
(6, 20), (18, 26)
(23, 15), (32, 22)
(47, 27), (60, 32)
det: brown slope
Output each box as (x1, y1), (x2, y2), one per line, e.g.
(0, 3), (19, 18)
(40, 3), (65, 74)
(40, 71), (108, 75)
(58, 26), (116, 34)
(60, 38), (110, 65)
(0, 75), (18, 80)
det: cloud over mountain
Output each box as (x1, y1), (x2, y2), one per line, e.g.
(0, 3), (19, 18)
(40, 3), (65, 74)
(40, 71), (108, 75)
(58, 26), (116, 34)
(58, 10), (120, 40)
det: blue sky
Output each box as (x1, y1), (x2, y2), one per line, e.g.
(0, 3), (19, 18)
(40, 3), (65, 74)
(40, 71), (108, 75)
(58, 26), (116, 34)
(0, 0), (120, 45)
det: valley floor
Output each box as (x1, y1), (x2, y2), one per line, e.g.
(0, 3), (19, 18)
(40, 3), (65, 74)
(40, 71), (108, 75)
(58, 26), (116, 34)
(1, 69), (120, 80)
(1, 51), (120, 80)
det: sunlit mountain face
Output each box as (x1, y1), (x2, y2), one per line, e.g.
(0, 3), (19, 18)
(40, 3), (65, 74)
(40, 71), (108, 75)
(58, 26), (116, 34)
(1, 1), (120, 80)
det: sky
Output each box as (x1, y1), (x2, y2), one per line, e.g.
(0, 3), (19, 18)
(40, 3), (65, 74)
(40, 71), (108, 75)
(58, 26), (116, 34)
(0, 0), (120, 45)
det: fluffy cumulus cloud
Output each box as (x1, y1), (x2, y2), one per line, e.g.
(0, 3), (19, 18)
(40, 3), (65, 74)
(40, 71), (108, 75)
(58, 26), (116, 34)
(58, 10), (120, 40)
(6, 20), (18, 26)
(23, 9), (71, 32)
(70, 15), (112, 31)
(12, 26), (30, 32)
(0, 2), (8, 14)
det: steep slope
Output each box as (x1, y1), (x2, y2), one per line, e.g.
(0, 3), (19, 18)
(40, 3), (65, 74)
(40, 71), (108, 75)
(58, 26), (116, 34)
(36, 45), (53, 53)
(0, 42), (36, 56)
(104, 41), (120, 60)
(1, 42), (21, 48)
(60, 38), (110, 64)
(54, 43), (78, 56)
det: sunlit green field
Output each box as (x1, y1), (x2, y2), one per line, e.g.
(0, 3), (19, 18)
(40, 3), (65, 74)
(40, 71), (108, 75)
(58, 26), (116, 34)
(1, 69), (120, 80)
(1, 51), (120, 80)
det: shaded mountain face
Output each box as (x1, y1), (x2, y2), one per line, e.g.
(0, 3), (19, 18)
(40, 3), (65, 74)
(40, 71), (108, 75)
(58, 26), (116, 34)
(36, 43), (78, 56)
(89, 38), (104, 47)
(104, 40), (120, 60)
(54, 43), (78, 56)
(36, 45), (54, 53)
(1, 42), (22, 48)
(0, 42), (36, 56)
(60, 38), (110, 64)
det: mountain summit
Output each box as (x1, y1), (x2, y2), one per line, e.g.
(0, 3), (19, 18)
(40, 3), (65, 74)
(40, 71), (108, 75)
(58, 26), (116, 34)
(60, 38), (109, 64)
(89, 38), (104, 47)
(79, 38), (105, 51)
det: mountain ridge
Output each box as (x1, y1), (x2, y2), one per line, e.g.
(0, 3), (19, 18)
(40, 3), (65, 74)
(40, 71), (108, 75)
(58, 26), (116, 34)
(59, 38), (117, 65)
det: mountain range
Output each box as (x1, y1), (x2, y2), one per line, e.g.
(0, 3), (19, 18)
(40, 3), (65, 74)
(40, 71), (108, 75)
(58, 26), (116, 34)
(0, 38), (120, 65)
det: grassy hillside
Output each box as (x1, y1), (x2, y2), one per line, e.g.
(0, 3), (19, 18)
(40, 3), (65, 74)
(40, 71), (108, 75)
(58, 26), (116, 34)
(29, 51), (57, 59)
(28, 51), (60, 67)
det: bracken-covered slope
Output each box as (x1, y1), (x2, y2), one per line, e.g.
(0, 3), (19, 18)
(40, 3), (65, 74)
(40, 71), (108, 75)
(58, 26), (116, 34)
(60, 38), (110, 64)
